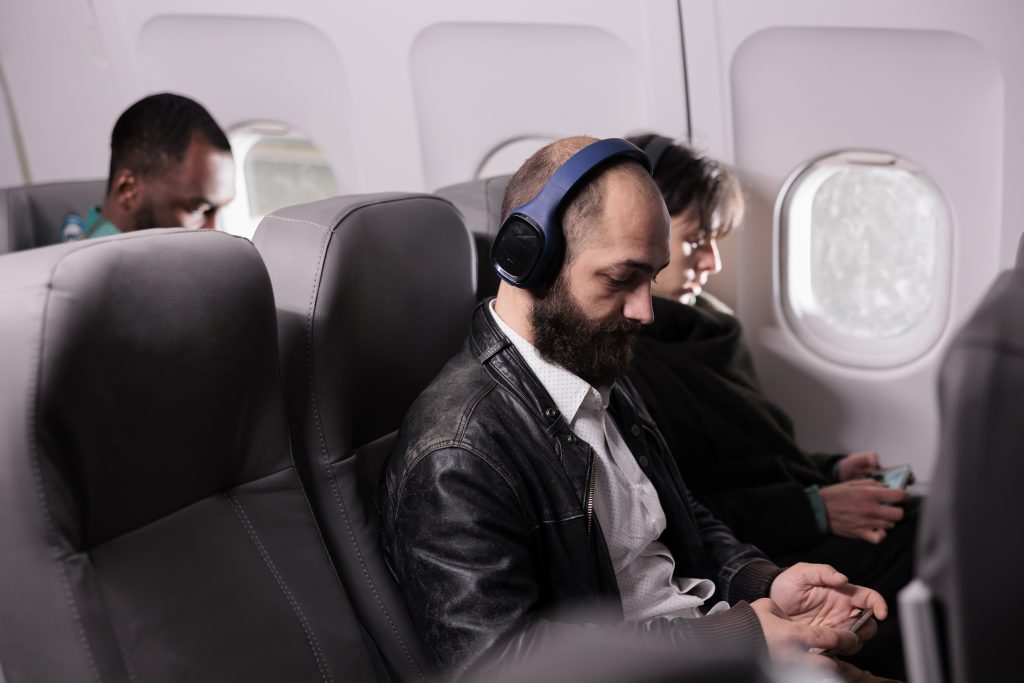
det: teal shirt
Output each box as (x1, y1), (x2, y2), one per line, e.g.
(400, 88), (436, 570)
(61, 206), (121, 241)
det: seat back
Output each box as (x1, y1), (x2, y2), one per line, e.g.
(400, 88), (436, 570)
(253, 193), (476, 681)
(435, 175), (511, 300)
(911, 235), (1024, 682)
(0, 179), (106, 254)
(0, 230), (378, 682)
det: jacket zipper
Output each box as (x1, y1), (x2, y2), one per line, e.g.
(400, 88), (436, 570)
(585, 456), (597, 539)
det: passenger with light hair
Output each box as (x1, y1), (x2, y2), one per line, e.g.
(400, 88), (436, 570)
(626, 133), (916, 680)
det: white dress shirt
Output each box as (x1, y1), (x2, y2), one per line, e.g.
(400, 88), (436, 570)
(488, 301), (725, 621)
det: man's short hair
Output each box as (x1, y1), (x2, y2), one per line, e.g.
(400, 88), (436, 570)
(626, 134), (743, 240)
(107, 93), (231, 192)
(501, 136), (654, 266)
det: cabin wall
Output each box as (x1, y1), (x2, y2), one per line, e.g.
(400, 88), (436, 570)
(0, 0), (688, 192)
(682, 0), (1024, 479)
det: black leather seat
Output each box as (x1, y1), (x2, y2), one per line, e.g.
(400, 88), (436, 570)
(0, 229), (378, 682)
(253, 193), (476, 682)
(435, 175), (511, 301)
(0, 179), (106, 254)
(902, 235), (1024, 682)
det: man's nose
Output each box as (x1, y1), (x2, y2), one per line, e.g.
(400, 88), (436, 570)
(623, 283), (655, 325)
(696, 239), (722, 276)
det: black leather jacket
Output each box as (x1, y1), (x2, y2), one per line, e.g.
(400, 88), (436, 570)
(381, 301), (780, 679)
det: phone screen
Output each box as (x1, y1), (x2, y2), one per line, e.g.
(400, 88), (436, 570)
(881, 465), (911, 489)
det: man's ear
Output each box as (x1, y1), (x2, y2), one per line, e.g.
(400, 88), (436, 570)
(110, 169), (140, 211)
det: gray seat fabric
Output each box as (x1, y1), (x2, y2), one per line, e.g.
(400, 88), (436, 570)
(0, 179), (106, 254)
(0, 229), (378, 682)
(915, 234), (1024, 682)
(253, 193), (476, 682)
(435, 175), (511, 301)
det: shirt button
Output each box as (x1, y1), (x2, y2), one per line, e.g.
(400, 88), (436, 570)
(637, 456), (649, 467)
(566, 434), (577, 444)
(630, 425), (642, 437)
(544, 408), (558, 419)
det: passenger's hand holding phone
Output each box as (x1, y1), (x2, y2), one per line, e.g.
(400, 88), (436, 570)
(820, 479), (908, 543)
(867, 463), (914, 489)
(768, 562), (886, 645)
(837, 451), (881, 481)
(750, 597), (856, 669)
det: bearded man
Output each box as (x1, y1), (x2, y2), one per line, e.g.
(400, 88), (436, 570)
(380, 137), (892, 682)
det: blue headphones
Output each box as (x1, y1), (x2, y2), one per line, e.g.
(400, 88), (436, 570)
(490, 138), (652, 289)
(642, 135), (674, 175)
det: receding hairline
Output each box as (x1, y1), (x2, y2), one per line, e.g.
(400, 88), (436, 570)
(500, 135), (600, 218)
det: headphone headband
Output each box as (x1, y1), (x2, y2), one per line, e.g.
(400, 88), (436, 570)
(642, 135), (675, 176)
(490, 138), (651, 289)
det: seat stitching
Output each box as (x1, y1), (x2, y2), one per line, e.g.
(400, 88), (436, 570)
(266, 214), (329, 230)
(27, 277), (104, 682)
(303, 219), (425, 678)
(226, 492), (334, 683)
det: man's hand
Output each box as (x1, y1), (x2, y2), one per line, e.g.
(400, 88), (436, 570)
(768, 563), (886, 641)
(750, 597), (859, 669)
(836, 451), (880, 481)
(820, 479), (908, 543)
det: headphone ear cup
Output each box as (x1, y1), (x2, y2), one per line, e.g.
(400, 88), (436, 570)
(492, 214), (549, 289)
(493, 138), (648, 289)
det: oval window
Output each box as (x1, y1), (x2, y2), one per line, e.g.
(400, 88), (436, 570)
(220, 122), (338, 239)
(778, 151), (952, 368)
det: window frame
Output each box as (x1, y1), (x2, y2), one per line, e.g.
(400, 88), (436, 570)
(219, 121), (338, 239)
(774, 150), (954, 368)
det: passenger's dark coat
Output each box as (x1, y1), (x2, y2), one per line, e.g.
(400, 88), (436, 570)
(629, 295), (917, 679)
(628, 295), (842, 556)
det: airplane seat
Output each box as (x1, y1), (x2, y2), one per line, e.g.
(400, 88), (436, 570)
(0, 229), (379, 682)
(0, 179), (106, 254)
(901, 234), (1024, 683)
(435, 174), (511, 301)
(253, 193), (476, 682)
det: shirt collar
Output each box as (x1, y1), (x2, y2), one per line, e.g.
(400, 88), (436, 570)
(487, 299), (610, 423)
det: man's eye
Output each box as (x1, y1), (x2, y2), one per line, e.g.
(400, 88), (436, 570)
(606, 275), (629, 288)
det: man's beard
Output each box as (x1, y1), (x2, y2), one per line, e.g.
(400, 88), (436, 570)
(530, 274), (642, 388)
(132, 198), (159, 231)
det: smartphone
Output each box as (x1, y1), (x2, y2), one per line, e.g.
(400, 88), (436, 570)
(845, 608), (874, 635)
(810, 608), (874, 656)
(869, 464), (912, 490)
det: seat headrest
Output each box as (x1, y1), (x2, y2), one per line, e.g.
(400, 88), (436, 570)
(0, 179), (106, 254)
(254, 193), (476, 452)
(0, 229), (290, 549)
(436, 175), (512, 239)
(436, 175), (512, 300)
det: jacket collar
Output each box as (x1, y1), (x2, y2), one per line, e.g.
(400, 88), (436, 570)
(469, 298), (658, 434)
(469, 299), (566, 432)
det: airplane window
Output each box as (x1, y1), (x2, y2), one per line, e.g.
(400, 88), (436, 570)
(779, 151), (952, 368)
(220, 122), (338, 239)
(476, 136), (555, 179)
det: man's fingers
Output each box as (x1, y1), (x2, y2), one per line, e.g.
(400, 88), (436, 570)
(803, 624), (859, 655)
(852, 589), (888, 621)
(792, 562), (848, 588)
(847, 478), (885, 489)
(856, 616), (879, 642)
(870, 504), (905, 523)
(875, 487), (909, 504)
(857, 451), (881, 470)
(857, 528), (886, 544)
